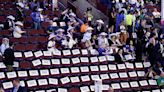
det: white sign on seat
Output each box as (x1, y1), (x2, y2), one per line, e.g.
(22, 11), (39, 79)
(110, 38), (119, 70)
(71, 57), (80, 64)
(29, 70), (39, 76)
(0, 72), (5, 79)
(32, 59), (41, 66)
(90, 66), (99, 72)
(90, 49), (99, 55)
(100, 74), (109, 80)
(43, 51), (52, 56)
(71, 67), (80, 73)
(27, 80), (37, 87)
(52, 50), (61, 56)
(80, 86), (90, 92)
(80, 57), (89, 63)
(18, 71), (28, 77)
(70, 76), (80, 83)
(100, 65), (108, 71)
(40, 69), (49, 76)
(49, 78), (58, 85)
(125, 62), (134, 69)
(81, 75), (90, 82)
(13, 62), (19, 68)
(38, 79), (48, 86)
(81, 49), (88, 55)
(108, 64), (117, 70)
(106, 55), (115, 61)
(51, 59), (60, 65)
(42, 59), (51, 66)
(60, 68), (70, 74)
(20, 81), (25, 87)
(34, 51), (43, 58)
(50, 69), (60, 75)
(58, 88), (67, 92)
(14, 52), (22, 58)
(62, 50), (71, 56)
(72, 49), (80, 55)
(80, 66), (89, 73)
(125, 54), (133, 61)
(3, 82), (13, 89)
(0, 62), (6, 68)
(110, 73), (119, 79)
(130, 81), (139, 88)
(111, 83), (121, 89)
(7, 72), (17, 79)
(139, 80), (148, 86)
(24, 51), (33, 58)
(148, 79), (157, 85)
(120, 82), (130, 88)
(117, 64), (126, 70)
(98, 56), (107, 62)
(137, 71), (145, 77)
(119, 72), (128, 78)
(129, 71), (137, 77)
(135, 62), (144, 68)
(61, 59), (70, 64)
(91, 75), (100, 80)
(60, 77), (70, 84)
(90, 57), (99, 63)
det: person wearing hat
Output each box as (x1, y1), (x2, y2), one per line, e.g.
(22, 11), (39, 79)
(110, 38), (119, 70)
(98, 32), (109, 47)
(13, 21), (26, 38)
(0, 38), (9, 55)
(94, 19), (104, 34)
(81, 27), (93, 49)
(3, 15), (15, 30)
(16, 2), (24, 21)
(108, 33), (122, 46)
(47, 33), (56, 51)
(30, 7), (42, 30)
(55, 29), (66, 48)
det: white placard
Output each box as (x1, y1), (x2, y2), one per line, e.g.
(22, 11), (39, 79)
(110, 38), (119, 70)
(58, 88), (67, 92)
(72, 49), (80, 55)
(143, 62), (151, 68)
(98, 56), (107, 62)
(71, 67), (80, 73)
(0, 72), (5, 79)
(61, 59), (70, 64)
(71, 57), (80, 64)
(137, 71), (145, 77)
(32, 59), (41, 66)
(14, 52), (22, 58)
(129, 71), (137, 77)
(29, 70), (39, 76)
(125, 54), (133, 60)
(108, 64), (117, 70)
(80, 86), (90, 92)
(91, 75), (100, 80)
(130, 81), (139, 87)
(111, 83), (121, 89)
(60, 68), (70, 74)
(52, 50), (61, 56)
(0, 62), (6, 68)
(90, 85), (95, 91)
(51, 59), (60, 65)
(52, 22), (57, 26)
(70, 77), (80, 83)
(27, 80), (37, 87)
(38, 79), (48, 86)
(135, 63), (143, 68)
(119, 72), (128, 78)
(81, 75), (90, 82)
(81, 49), (88, 55)
(106, 55), (115, 61)
(139, 80), (148, 86)
(120, 82), (130, 88)
(43, 51), (52, 56)
(110, 73), (119, 79)
(100, 74), (109, 80)
(18, 71), (28, 77)
(3, 82), (13, 89)
(148, 79), (157, 85)
(90, 49), (98, 55)
(152, 90), (161, 92)
(90, 66), (99, 72)
(60, 22), (66, 26)
(7, 72), (17, 79)
(125, 62), (134, 69)
(117, 64), (126, 70)
(13, 62), (19, 68)
(42, 59), (51, 65)
(62, 50), (71, 56)
(50, 69), (60, 75)
(34, 51), (43, 58)
(102, 85), (109, 90)
(90, 57), (99, 63)
(80, 57), (89, 63)
(80, 66), (89, 72)
(49, 78), (58, 85)
(24, 51), (33, 58)
(20, 81), (25, 87)
(40, 69), (49, 76)
(99, 65), (108, 71)
(60, 77), (70, 84)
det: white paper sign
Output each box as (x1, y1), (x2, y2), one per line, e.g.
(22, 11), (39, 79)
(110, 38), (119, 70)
(143, 62), (151, 68)
(51, 59), (60, 65)
(110, 73), (119, 79)
(108, 64), (117, 70)
(70, 77), (80, 83)
(42, 59), (51, 65)
(100, 65), (108, 71)
(38, 79), (48, 86)
(50, 69), (60, 75)
(60, 77), (70, 84)
(137, 71), (145, 77)
(139, 80), (148, 86)
(13, 62), (19, 68)
(71, 67), (80, 73)
(34, 51), (43, 57)
(60, 68), (70, 74)
(53, 50), (61, 56)
(60, 22), (66, 26)
(148, 79), (157, 85)
(29, 70), (39, 76)
(119, 72), (128, 78)
(135, 63), (143, 68)
(111, 83), (121, 89)
(7, 72), (17, 79)
(80, 66), (89, 72)
(71, 58), (80, 64)
(120, 82), (130, 88)
(129, 71), (137, 77)
(125, 62), (134, 69)
(130, 81), (139, 87)
(90, 49), (99, 55)
(91, 75), (100, 80)
(90, 57), (98, 63)
(20, 81), (25, 87)
(125, 54), (133, 60)
(80, 86), (90, 92)
(32, 59), (41, 66)
(90, 66), (99, 72)
(98, 56), (107, 62)
(61, 59), (70, 64)
(117, 64), (126, 70)
(58, 88), (67, 92)
(0, 72), (5, 79)
(14, 52), (22, 58)
(100, 74), (109, 80)
(0, 62), (6, 68)
(24, 51), (33, 58)
(40, 69), (49, 76)
(43, 51), (52, 56)
(80, 57), (89, 63)
(3, 82), (13, 89)
(81, 49), (88, 55)
(49, 78), (58, 85)
(72, 49), (80, 55)
(27, 80), (37, 87)
(18, 71), (28, 77)
(106, 55), (115, 61)
(62, 50), (71, 56)
(81, 75), (90, 82)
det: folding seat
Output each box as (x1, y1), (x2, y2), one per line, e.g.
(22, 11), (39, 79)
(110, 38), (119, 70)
(37, 79), (49, 88)
(52, 49), (62, 58)
(41, 59), (51, 68)
(6, 71), (17, 79)
(81, 75), (91, 84)
(80, 57), (90, 65)
(139, 80), (150, 90)
(130, 81), (140, 91)
(72, 49), (81, 57)
(41, 22), (49, 30)
(106, 55), (115, 62)
(24, 51), (34, 60)
(40, 69), (50, 77)
(117, 64), (127, 72)
(60, 76), (71, 86)
(128, 71), (138, 80)
(118, 72), (129, 81)
(70, 67), (80, 75)
(81, 49), (89, 57)
(32, 59), (42, 68)
(34, 51), (43, 58)
(120, 82), (131, 91)
(58, 88), (68, 92)
(27, 36), (38, 44)
(24, 10), (32, 16)
(68, 87), (80, 92)
(80, 66), (90, 75)
(17, 70), (28, 79)
(51, 59), (61, 67)
(10, 37), (27, 44)
(62, 50), (72, 58)
(14, 52), (24, 60)
(13, 44), (26, 51)
(90, 56), (99, 65)
(70, 76), (81, 86)
(71, 57), (81, 66)
(50, 68), (60, 77)
(148, 79), (158, 89)
(61, 58), (71, 67)
(99, 65), (109, 73)
(135, 62), (144, 70)
(29, 70), (40, 78)
(48, 78), (58, 87)
(36, 36), (48, 43)
(80, 86), (90, 92)
(98, 56), (107, 64)
(0, 30), (10, 36)
(26, 79), (38, 88)
(108, 64), (117, 72)
(2, 81), (13, 90)
(60, 67), (70, 76)
(90, 66), (99, 74)
(0, 16), (6, 22)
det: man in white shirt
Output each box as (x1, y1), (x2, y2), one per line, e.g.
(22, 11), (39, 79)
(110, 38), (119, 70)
(0, 38), (9, 55)
(13, 21), (26, 38)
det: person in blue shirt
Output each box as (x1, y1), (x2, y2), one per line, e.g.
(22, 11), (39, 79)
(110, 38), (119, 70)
(115, 10), (124, 32)
(12, 79), (27, 92)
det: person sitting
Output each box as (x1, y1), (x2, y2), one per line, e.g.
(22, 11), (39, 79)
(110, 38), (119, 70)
(114, 48), (126, 63)
(80, 21), (89, 33)
(13, 21), (26, 38)
(3, 15), (15, 30)
(47, 34), (56, 52)
(98, 44), (110, 56)
(12, 79), (27, 92)
(15, 2), (25, 21)
(0, 38), (9, 55)
(94, 19), (104, 34)
(98, 32), (109, 47)
(47, 20), (58, 34)
(109, 33), (122, 47)
(3, 42), (15, 71)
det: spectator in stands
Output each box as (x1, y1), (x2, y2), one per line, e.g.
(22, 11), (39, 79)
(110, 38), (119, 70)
(80, 21), (89, 33)
(4, 15), (15, 30)
(125, 11), (134, 37)
(98, 32), (109, 47)
(114, 48), (126, 63)
(30, 7), (42, 30)
(94, 19), (104, 34)
(13, 21), (26, 38)
(3, 42), (15, 71)
(109, 33), (122, 46)
(0, 87), (4, 92)
(12, 79), (27, 92)
(84, 7), (93, 26)
(47, 33), (56, 51)
(29, 0), (39, 10)
(115, 10), (124, 32)
(98, 44), (110, 56)
(0, 38), (9, 55)
(15, 2), (24, 21)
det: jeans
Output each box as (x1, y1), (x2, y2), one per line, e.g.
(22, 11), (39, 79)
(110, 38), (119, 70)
(34, 21), (41, 30)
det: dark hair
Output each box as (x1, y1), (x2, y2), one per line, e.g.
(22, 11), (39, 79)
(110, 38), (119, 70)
(9, 42), (14, 47)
